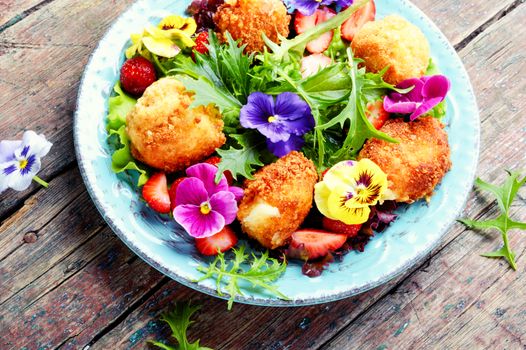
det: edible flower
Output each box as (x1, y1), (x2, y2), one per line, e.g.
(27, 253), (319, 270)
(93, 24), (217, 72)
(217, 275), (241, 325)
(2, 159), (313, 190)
(125, 15), (196, 59)
(0, 131), (52, 194)
(285, 0), (354, 16)
(383, 75), (450, 121)
(173, 163), (243, 238)
(240, 92), (315, 157)
(314, 159), (387, 225)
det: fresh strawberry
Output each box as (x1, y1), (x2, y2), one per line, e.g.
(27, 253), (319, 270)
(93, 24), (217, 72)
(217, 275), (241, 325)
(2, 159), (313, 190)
(142, 173), (171, 214)
(194, 31), (209, 55)
(168, 177), (187, 211)
(120, 56), (157, 96)
(300, 53), (332, 78)
(366, 100), (390, 129)
(295, 8), (336, 54)
(289, 229), (347, 260)
(195, 226), (238, 256)
(341, 0), (376, 41)
(322, 217), (362, 238)
(204, 156), (234, 184)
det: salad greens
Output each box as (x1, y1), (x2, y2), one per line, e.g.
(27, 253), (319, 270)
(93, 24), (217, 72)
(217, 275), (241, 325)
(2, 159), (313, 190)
(150, 302), (212, 350)
(196, 245), (289, 310)
(459, 170), (526, 270)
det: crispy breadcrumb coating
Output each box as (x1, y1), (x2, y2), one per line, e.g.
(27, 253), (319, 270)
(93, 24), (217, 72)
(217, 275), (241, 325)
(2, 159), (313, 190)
(358, 117), (451, 203)
(213, 0), (290, 53)
(126, 77), (226, 173)
(237, 151), (318, 249)
(351, 15), (430, 85)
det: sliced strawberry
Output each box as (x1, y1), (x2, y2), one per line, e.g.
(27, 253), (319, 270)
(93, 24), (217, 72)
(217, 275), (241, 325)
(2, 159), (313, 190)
(300, 53), (332, 78)
(204, 156), (234, 185)
(195, 226), (238, 256)
(341, 0), (376, 41)
(289, 229), (347, 260)
(366, 99), (390, 129)
(194, 31), (209, 55)
(295, 8), (336, 54)
(120, 56), (157, 96)
(142, 173), (171, 214)
(169, 177), (187, 211)
(322, 217), (362, 238)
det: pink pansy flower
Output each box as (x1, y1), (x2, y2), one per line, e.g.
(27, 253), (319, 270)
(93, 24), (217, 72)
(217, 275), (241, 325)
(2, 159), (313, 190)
(383, 75), (451, 121)
(173, 163), (243, 238)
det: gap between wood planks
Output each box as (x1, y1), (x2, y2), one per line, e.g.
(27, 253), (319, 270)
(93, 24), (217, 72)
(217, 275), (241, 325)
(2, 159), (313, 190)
(0, 0), (58, 33)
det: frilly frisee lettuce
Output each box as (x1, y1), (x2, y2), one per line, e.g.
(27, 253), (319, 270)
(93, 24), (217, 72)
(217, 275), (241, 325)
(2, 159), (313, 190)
(106, 82), (149, 186)
(459, 170), (526, 270)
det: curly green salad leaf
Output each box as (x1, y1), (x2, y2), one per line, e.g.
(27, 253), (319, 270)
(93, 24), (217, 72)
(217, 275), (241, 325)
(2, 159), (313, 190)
(196, 245), (289, 310)
(150, 302), (213, 350)
(459, 170), (526, 270)
(106, 82), (149, 186)
(215, 133), (265, 182)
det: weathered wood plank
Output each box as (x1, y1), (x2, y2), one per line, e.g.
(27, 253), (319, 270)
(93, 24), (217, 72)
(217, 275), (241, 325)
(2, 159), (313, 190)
(0, 0), (515, 220)
(0, 0), (56, 29)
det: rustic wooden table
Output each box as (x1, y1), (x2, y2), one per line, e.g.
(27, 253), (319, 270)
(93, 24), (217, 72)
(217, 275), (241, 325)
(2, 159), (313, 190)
(1, 0), (525, 349)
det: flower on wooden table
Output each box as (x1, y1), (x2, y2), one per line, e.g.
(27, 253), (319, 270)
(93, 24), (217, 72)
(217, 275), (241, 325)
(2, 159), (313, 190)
(0, 130), (52, 193)
(285, 0), (354, 16)
(314, 159), (387, 224)
(173, 163), (243, 238)
(240, 92), (314, 157)
(383, 75), (450, 121)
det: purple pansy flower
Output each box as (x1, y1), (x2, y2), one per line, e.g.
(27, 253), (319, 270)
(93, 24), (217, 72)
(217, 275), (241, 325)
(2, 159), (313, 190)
(383, 75), (451, 121)
(173, 163), (243, 238)
(285, 0), (353, 16)
(0, 130), (52, 193)
(240, 92), (314, 157)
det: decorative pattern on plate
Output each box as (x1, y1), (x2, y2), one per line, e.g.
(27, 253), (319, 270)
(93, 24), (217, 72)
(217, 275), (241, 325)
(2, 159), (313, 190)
(74, 0), (480, 306)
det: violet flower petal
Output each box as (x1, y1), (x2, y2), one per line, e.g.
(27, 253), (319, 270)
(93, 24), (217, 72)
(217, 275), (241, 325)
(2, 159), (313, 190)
(173, 204), (225, 238)
(186, 163), (229, 196)
(209, 191), (238, 225)
(175, 177), (209, 206)
(21, 130), (52, 158)
(409, 97), (444, 121)
(267, 134), (305, 158)
(422, 75), (451, 100)
(240, 92), (275, 130)
(397, 78), (424, 102)
(383, 97), (417, 115)
(0, 140), (21, 163)
(275, 92), (315, 135)
(228, 186), (244, 202)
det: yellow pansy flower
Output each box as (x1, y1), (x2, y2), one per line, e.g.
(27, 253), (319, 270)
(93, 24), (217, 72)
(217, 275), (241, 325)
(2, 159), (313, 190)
(314, 159), (388, 225)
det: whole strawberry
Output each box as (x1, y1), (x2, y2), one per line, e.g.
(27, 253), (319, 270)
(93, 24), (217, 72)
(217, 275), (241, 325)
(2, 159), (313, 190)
(194, 31), (209, 55)
(120, 57), (157, 96)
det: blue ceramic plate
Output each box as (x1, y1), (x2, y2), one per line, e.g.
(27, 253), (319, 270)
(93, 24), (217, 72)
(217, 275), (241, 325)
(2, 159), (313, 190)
(74, 0), (479, 306)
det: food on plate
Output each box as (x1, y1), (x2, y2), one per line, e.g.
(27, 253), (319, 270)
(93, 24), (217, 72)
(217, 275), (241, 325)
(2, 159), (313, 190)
(237, 151), (318, 249)
(351, 15), (430, 85)
(106, 0), (453, 288)
(213, 0), (290, 53)
(126, 77), (226, 172)
(358, 117), (451, 203)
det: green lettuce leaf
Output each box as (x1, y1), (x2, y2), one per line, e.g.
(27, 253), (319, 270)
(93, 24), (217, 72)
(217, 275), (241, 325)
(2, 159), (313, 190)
(106, 82), (137, 131)
(215, 133), (265, 182)
(109, 126), (149, 187)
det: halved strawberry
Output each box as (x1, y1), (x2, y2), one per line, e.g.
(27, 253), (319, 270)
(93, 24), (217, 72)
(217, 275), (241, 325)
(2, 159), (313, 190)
(195, 226), (238, 256)
(322, 217), (362, 238)
(289, 229), (347, 260)
(142, 173), (171, 214)
(204, 156), (234, 185)
(295, 8), (336, 54)
(169, 177), (187, 211)
(341, 0), (376, 41)
(366, 99), (390, 129)
(300, 53), (332, 78)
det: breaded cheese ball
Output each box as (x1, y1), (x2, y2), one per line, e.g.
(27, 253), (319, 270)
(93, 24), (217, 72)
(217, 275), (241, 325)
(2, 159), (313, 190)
(213, 0), (290, 53)
(358, 117), (451, 203)
(351, 15), (430, 85)
(126, 77), (225, 173)
(237, 151), (318, 249)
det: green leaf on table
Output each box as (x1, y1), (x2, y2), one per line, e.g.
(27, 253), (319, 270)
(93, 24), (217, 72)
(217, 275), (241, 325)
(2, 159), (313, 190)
(149, 302), (213, 350)
(106, 82), (136, 131)
(108, 125), (149, 187)
(459, 170), (526, 270)
(196, 245), (289, 310)
(215, 133), (264, 182)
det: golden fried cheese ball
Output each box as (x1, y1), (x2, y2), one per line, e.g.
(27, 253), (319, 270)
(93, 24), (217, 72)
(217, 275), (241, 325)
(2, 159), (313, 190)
(237, 151), (318, 249)
(213, 0), (290, 53)
(351, 15), (430, 85)
(126, 77), (226, 173)
(358, 117), (451, 203)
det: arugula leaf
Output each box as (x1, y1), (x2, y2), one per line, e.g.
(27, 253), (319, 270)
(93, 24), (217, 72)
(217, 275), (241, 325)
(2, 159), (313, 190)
(215, 133), (265, 182)
(108, 126), (149, 187)
(106, 82), (136, 131)
(150, 302), (213, 350)
(196, 246), (289, 310)
(459, 170), (526, 270)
